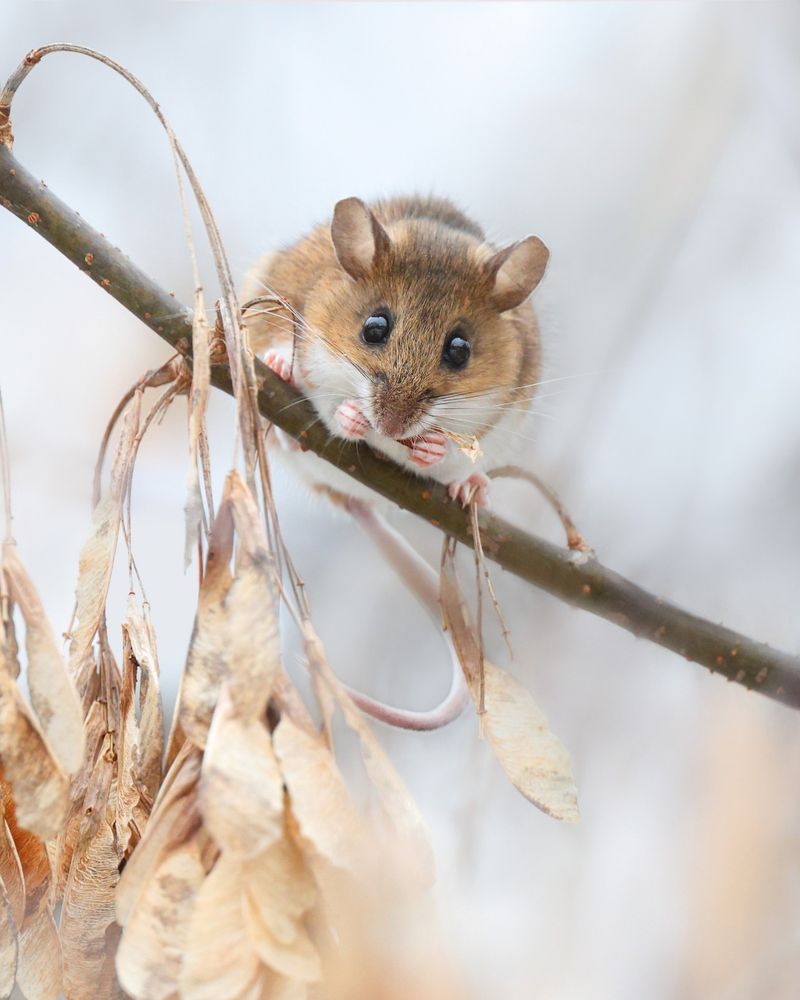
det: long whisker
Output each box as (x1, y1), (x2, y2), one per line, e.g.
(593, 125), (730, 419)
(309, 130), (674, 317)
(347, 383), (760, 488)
(434, 370), (605, 405)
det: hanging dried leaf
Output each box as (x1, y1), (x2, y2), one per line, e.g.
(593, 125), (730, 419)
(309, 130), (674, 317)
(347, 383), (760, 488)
(303, 627), (434, 886)
(179, 853), (262, 1000)
(272, 716), (369, 876)
(68, 396), (140, 676)
(60, 819), (121, 1000)
(51, 701), (107, 898)
(200, 684), (283, 858)
(115, 744), (202, 929)
(0, 803), (25, 929)
(0, 573), (19, 681)
(118, 620), (144, 857)
(178, 495), (234, 748)
(2, 543), (85, 774)
(57, 734), (119, 998)
(116, 832), (208, 1000)
(0, 885), (17, 1000)
(179, 472), (280, 748)
(15, 906), (61, 1000)
(241, 806), (320, 983)
(184, 303), (212, 570)
(222, 473), (280, 717)
(242, 810), (316, 947)
(244, 892), (320, 984)
(4, 786), (62, 1000)
(122, 596), (164, 807)
(440, 551), (579, 822)
(0, 669), (69, 840)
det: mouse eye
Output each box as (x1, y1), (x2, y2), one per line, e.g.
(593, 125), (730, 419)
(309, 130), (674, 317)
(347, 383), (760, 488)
(361, 309), (394, 345)
(443, 328), (471, 369)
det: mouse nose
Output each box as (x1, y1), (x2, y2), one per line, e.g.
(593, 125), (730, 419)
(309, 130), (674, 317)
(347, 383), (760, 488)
(373, 380), (421, 439)
(376, 412), (408, 439)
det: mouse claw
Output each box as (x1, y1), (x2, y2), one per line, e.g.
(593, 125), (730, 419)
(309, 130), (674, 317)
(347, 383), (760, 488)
(335, 399), (370, 440)
(262, 348), (295, 385)
(448, 472), (489, 508)
(406, 431), (448, 468)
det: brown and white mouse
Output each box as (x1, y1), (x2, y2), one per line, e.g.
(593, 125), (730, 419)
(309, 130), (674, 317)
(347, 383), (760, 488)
(242, 195), (549, 507)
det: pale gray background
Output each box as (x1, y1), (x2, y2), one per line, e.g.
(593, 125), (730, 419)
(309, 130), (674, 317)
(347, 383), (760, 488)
(2, 3), (800, 999)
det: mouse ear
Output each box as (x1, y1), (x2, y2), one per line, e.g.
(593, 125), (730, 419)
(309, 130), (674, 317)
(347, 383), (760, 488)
(331, 197), (391, 280)
(486, 236), (549, 312)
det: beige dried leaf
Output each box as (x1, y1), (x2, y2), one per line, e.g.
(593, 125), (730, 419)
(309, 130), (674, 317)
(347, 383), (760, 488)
(116, 833), (208, 1000)
(180, 473), (280, 747)
(244, 893), (320, 984)
(440, 554), (579, 822)
(272, 716), (368, 875)
(123, 595), (164, 807)
(115, 744), (202, 928)
(178, 496), (234, 748)
(480, 661), (579, 822)
(3, 788), (62, 1000)
(258, 973), (308, 1000)
(303, 628), (434, 886)
(2, 543), (85, 774)
(0, 669), (69, 840)
(239, 808), (321, 983)
(439, 428), (482, 463)
(184, 304), (212, 570)
(0, 575), (19, 681)
(118, 618), (145, 857)
(52, 700), (107, 898)
(179, 853), (262, 1000)
(0, 885), (17, 1000)
(75, 734), (116, 856)
(242, 814), (316, 947)
(200, 684), (284, 858)
(223, 473), (280, 716)
(68, 396), (140, 676)
(15, 906), (61, 1000)
(60, 820), (121, 1000)
(0, 811), (25, 929)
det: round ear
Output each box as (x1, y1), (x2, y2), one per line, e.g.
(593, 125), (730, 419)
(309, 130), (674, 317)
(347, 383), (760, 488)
(486, 235), (549, 312)
(331, 197), (391, 280)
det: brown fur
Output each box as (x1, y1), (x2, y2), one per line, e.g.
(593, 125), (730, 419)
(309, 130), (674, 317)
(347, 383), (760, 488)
(243, 196), (543, 439)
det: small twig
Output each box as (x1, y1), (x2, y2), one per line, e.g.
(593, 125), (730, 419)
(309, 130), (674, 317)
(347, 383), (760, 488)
(490, 465), (592, 552)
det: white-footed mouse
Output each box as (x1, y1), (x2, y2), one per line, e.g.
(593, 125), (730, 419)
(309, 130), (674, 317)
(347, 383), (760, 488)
(242, 195), (549, 507)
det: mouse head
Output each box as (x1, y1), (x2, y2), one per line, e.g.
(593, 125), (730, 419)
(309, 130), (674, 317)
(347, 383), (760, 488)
(302, 197), (549, 442)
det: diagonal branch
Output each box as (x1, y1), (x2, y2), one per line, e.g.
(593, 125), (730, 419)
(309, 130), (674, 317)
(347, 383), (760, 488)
(1, 142), (799, 709)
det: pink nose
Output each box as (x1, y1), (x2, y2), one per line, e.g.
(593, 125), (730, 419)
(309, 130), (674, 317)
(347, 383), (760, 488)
(377, 413), (407, 439)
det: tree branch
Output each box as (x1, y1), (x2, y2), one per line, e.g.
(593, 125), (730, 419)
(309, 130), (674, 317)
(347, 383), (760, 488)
(1, 142), (799, 709)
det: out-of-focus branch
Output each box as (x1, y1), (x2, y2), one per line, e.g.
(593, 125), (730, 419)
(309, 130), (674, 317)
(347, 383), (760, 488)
(1, 143), (799, 709)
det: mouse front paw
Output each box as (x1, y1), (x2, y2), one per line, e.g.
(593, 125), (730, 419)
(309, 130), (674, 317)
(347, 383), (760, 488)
(335, 399), (370, 440)
(447, 472), (489, 508)
(262, 348), (295, 385)
(405, 431), (448, 468)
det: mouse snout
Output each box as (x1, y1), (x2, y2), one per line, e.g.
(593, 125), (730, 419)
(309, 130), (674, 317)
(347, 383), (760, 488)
(372, 379), (426, 439)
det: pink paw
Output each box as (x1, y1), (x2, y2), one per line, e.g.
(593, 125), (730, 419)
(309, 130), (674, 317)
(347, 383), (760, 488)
(263, 349), (294, 385)
(448, 472), (489, 508)
(335, 399), (370, 440)
(406, 431), (448, 468)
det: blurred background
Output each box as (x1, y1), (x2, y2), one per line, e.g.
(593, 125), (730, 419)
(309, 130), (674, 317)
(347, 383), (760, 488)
(2, 3), (800, 998)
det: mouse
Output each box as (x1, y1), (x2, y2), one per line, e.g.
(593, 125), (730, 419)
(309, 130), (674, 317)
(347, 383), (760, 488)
(242, 195), (549, 508)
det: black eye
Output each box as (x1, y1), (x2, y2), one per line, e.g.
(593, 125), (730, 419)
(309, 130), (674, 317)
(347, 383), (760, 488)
(361, 309), (393, 345)
(443, 329), (471, 369)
